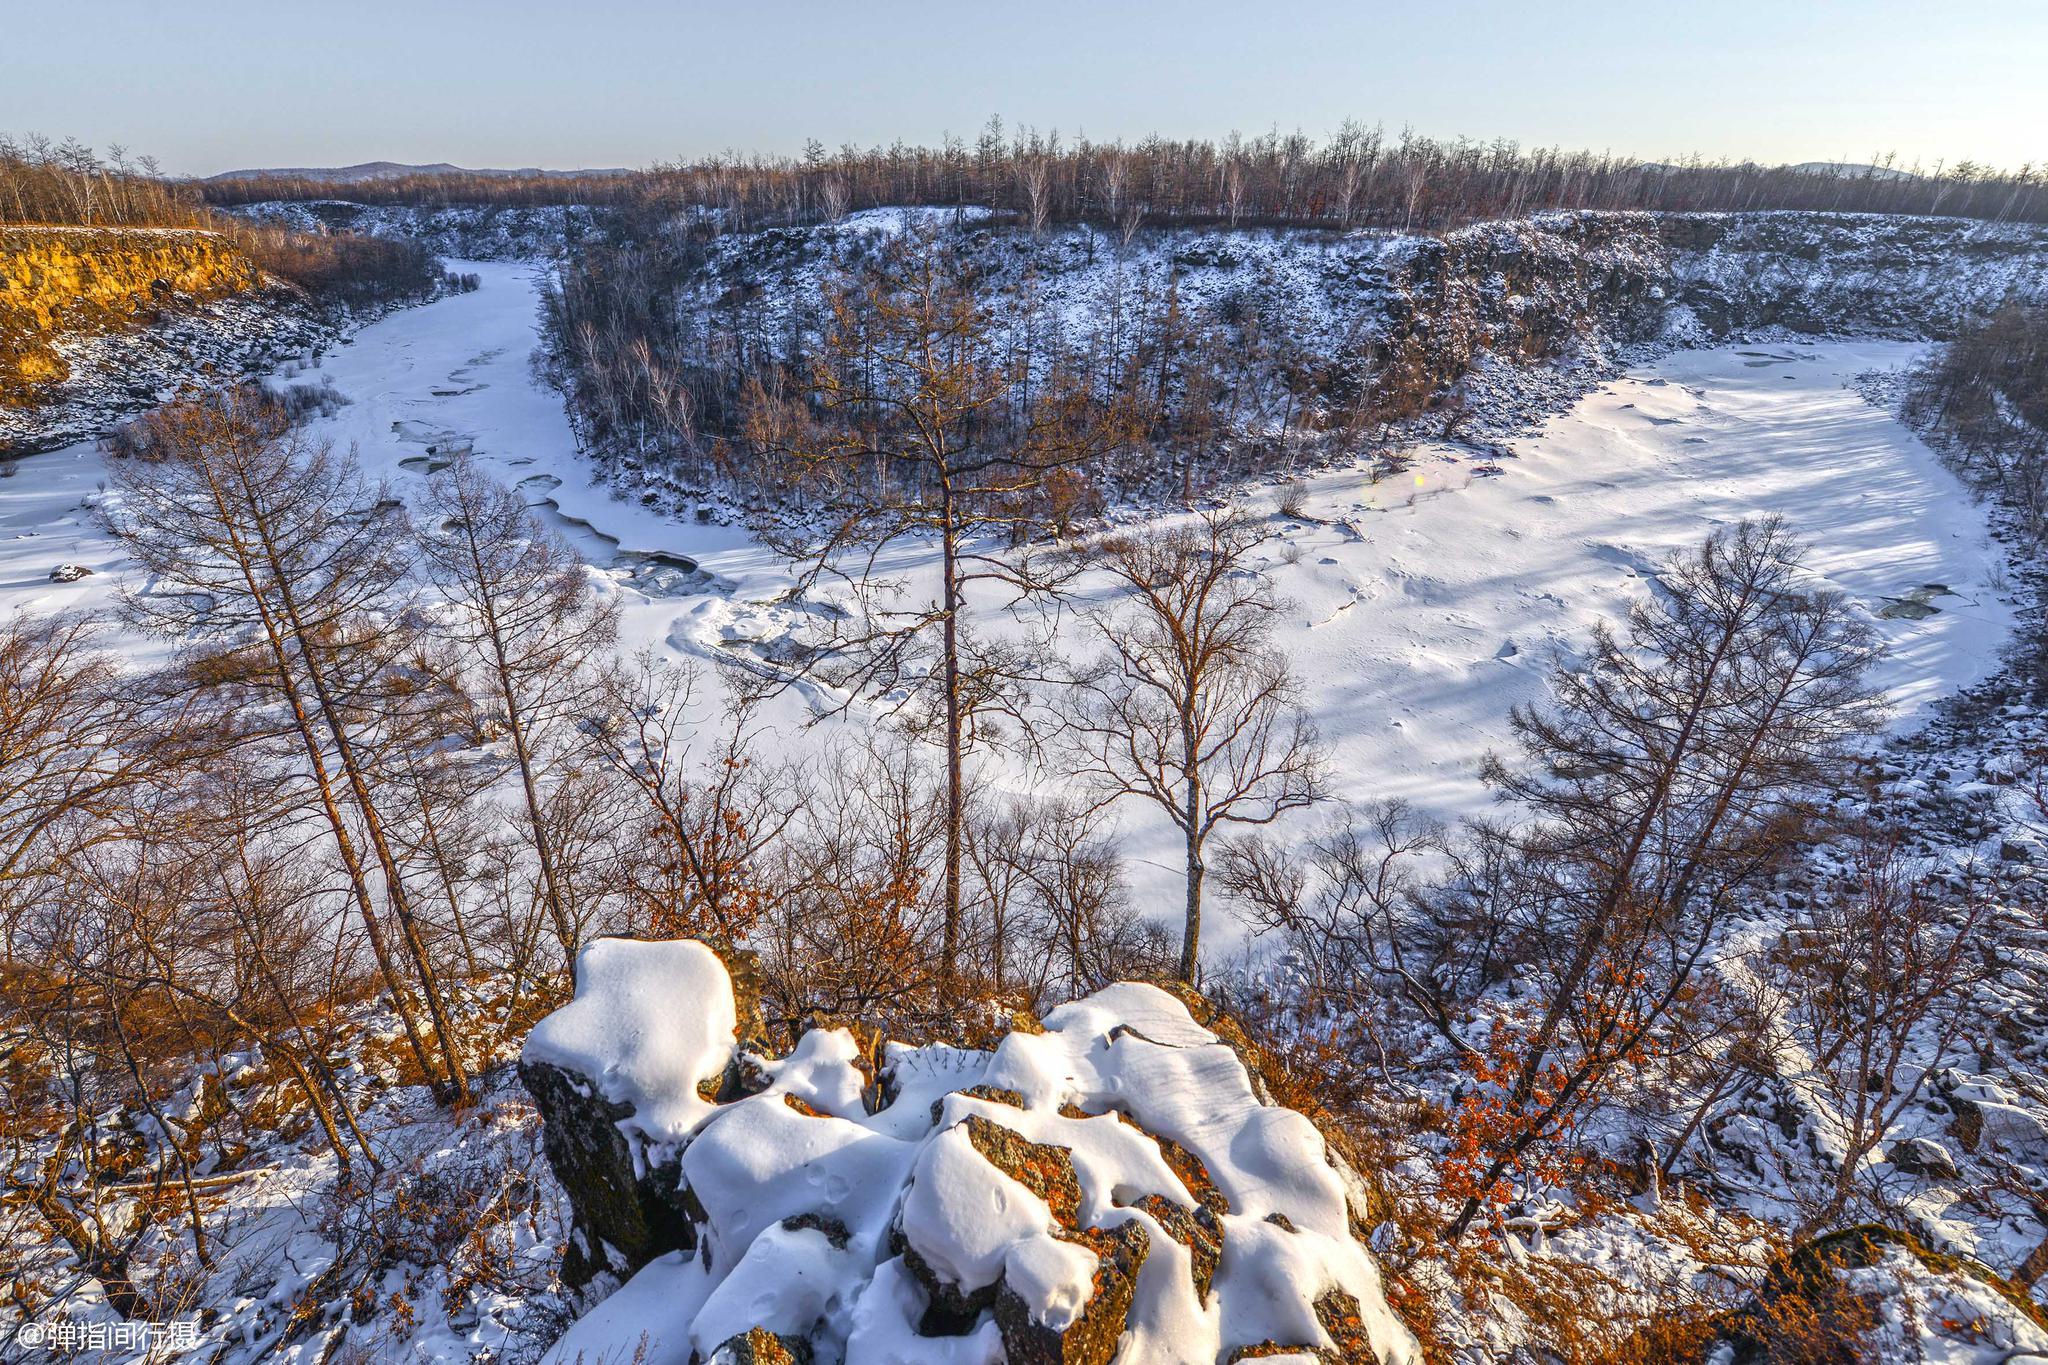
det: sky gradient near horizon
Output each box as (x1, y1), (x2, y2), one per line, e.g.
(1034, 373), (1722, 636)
(6, 1), (2043, 177)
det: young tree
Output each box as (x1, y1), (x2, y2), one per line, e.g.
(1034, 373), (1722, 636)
(1219, 799), (1450, 1044)
(966, 793), (1132, 1004)
(417, 456), (618, 959)
(1068, 510), (1325, 980)
(0, 613), (205, 905)
(1438, 517), (1884, 1242)
(745, 220), (1132, 995)
(1787, 827), (1986, 1228)
(590, 653), (797, 947)
(754, 736), (949, 1034)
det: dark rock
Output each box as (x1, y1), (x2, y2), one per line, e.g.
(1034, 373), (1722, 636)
(994, 1220), (1150, 1365)
(517, 1058), (699, 1290)
(48, 564), (93, 582)
(1887, 1136), (1960, 1179)
(780, 1212), (851, 1250)
(1948, 1096), (1985, 1153)
(895, 1234), (997, 1335)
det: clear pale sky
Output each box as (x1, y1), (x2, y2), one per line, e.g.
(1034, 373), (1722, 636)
(6, 0), (2042, 176)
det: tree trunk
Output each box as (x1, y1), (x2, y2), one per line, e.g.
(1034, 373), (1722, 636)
(1179, 741), (1203, 983)
(940, 512), (964, 1001)
(283, 606), (473, 1105)
(189, 458), (445, 1094)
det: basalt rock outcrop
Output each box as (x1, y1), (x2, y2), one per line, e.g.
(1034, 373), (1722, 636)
(0, 227), (263, 406)
(524, 937), (1420, 1365)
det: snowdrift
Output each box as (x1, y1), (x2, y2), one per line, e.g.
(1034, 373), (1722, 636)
(522, 938), (1420, 1365)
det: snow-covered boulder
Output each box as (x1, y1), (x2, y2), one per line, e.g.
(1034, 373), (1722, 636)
(519, 937), (744, 1287)
(1884, 1136), (1959, 1180)
(526, 938), (1420, 1365)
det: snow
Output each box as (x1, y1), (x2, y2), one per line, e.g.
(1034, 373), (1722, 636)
(691, 1221), (862, 1357)
(541, 1249), (713, 1365)
(681, 1095), (915, 1257)
(3, 220), (2041, 1360)
(522, 937), (738, 1144)
(528, 954), (1423, 1364)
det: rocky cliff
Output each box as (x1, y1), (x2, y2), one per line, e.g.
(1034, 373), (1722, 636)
(0, 227), (264, 406)
(522, 937), (1421, 1365)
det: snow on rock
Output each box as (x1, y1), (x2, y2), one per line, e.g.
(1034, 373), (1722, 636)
(518, 937), (741, 1288)
(523, 936), (738, 1144)
(523, 939), (1421, 1364)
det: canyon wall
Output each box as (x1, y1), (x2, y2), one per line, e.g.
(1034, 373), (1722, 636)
(0, 227), (263, 406)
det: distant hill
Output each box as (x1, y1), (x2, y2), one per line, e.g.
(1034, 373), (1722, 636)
(1787, 161), (1919, 181)
(202, 161), (632, 183)
(1637, 160), (1920, 182)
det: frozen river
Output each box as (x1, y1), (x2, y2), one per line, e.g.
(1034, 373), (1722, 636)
(2, 260), (2014, 942)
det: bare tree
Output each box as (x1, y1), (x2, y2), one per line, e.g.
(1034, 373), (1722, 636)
(754, 736), (949, 1035)
(591, 653), (798, 947)
(1067, 510), (1325, 980)
(1219, 799), (1450, 1045)
(106, 392), (470, 1102)
(745, 220), (1131, 996)
(0, 613), (204, 908)
(417, 456), (618, 960)
(1437, 517), (1884, 1242)
(966, 793), (1133, 1004)
(1787, 827), (1986, 1228)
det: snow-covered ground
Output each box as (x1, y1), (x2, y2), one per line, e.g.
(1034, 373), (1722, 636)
(1, 262), (2013, 946)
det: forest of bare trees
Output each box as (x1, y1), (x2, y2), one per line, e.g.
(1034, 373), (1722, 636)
(199, 121), (2048, 231)
(1905, 299), (2048, 545)
(535, 212), (1422, 521)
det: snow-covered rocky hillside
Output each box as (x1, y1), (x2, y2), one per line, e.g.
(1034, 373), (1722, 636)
(226, 201), (600, 261)
(523, 938), (1419, 1365)
(682, 208), (2048, 348)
